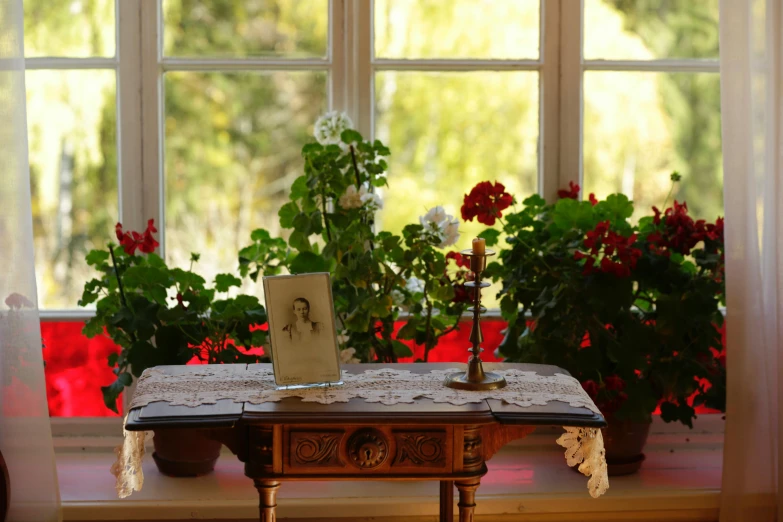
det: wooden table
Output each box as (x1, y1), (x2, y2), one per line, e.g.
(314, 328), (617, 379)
(125, 363), (605, 522)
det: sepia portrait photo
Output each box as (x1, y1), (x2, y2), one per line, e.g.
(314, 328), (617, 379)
(263, 273), (341, 386)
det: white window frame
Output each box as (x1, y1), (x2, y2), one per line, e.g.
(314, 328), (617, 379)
(36, 0), (720, 434)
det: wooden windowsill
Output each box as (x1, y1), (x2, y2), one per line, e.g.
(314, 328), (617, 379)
(57, 421), (723, 522)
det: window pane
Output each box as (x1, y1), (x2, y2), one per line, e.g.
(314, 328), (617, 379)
(584, 0), (719, 60)
(375, 71), (539, 250)
(24, 0), (115, 57)
(26, 70), (118, 309)
(163, 0), (328, 58)
(164, 71), (327, 287)
(374, 0), (539, 59)
(583, 72), (723, 221)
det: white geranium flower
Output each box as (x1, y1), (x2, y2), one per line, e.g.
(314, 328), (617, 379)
(340, 347), (361, 364)
(390, 289), (406, 306)
(336, 330), (350, 346)
(339, 184), (363, 209)
(405, 276), (426, 295)
(338, 183), (383, 211)
(419, 206), (460, 248)
(360, 190), (383, 211)
(314, 111), (353, 146)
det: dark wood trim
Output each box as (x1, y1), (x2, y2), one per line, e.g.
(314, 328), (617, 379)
(237, 466), (488, 482)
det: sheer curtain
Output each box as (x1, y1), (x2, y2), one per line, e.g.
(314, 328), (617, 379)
(0, 0), (61, 519)
(718, 0), (782, 520)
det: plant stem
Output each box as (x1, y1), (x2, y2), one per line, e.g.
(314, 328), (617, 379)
(321, 185), (333, 242)
(423, 300), (433, 362)
(349, 145), (362, 188)
(108, 245), (138, 344)
(108, 245), (130, 310)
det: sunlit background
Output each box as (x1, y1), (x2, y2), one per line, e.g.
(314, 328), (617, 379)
(24, 0), (722, 415)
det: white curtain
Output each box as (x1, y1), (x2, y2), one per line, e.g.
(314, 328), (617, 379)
(0, 0), (61, 520)
(718, 0), (783, 520)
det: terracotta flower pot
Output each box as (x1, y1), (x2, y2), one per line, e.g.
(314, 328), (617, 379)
(600, 416), (651, 476)
(152, 429), (222, 477)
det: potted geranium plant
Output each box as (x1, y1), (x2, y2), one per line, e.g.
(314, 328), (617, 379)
(237, 111), (471, 363)
(79, 219), (268, 476)
(463, 174), (726, 474)
(80, 111), (471, 474)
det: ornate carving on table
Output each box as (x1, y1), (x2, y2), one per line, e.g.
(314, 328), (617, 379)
(393, 431), (447, 468)
(249, 427), (276, 474)
(347, 429), (388, 470)
(290, 431), (344, 468)
(462, 426), (484, 472)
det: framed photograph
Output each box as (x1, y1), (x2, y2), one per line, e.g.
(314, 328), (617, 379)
(262, 273), (342, 387)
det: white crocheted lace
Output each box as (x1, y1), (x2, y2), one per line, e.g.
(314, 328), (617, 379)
(557, 426), (610, 498)
(114, 366), (609, 499)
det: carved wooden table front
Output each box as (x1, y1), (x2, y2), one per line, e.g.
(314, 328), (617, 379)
(125, 363), (605, 522)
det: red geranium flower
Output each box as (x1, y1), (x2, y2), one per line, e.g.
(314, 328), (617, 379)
(461, 181), (514, 226)
(648, 201), (711, 256)
(116, 219), (160, 256)
(446, 251), (471, 269)
(557, 181), (580, 200)
(576, 221), (641, 278)
(589, 193), (598, 206)
(581, 380), (599, 399)
(604, 375), (626, 392)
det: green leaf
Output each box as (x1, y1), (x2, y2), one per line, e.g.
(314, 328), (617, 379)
(290, 251), (329, 274)
(85, 249), (110, 266)
(522, 194), (546, 208)
(126, 341), (166, 378)
(279, 202), (300, 229)
(290, 175), (310, 200)
(396, 320), (418, 340)
(601, 193), (634, 222)
(107, 352), (119, 368)
(391, 340), (413, 357)
(214, 273), (242, 292)
(478, 229), (502, 247)
(341, 129), (363, 144)
(100, 372), (132, 413)
(250, 229), (272, 242)
(288, 230), (312, 252)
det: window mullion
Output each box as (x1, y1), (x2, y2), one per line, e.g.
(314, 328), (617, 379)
(117, 0), (144, 231)
(558, 0), (584, 195)
(140, 0), (163, 254)
(540, 0), (561, 201)
(329, 0), (346, 112)
(343, 0), (372, 137)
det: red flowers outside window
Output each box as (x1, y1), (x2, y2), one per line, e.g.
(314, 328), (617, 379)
(115, 219), (160, 255)
(461, 181), (514, 226)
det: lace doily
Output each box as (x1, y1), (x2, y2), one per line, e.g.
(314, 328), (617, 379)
(113, 366), (609, 499)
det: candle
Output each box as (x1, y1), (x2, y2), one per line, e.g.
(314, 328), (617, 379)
(472, 237), (486, 255)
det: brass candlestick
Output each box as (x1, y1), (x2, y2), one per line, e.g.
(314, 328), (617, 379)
(444, 248), (507, 391)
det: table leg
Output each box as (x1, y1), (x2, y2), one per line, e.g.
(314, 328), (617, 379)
(254, 479), (281, 522)
(439, 480), (454, 522)
(455, 478), (481, 522)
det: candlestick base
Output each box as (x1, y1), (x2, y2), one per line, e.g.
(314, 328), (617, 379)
(444, 357), (507, 391)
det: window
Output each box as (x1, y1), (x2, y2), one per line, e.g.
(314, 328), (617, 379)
(27, 0), (722, 421)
